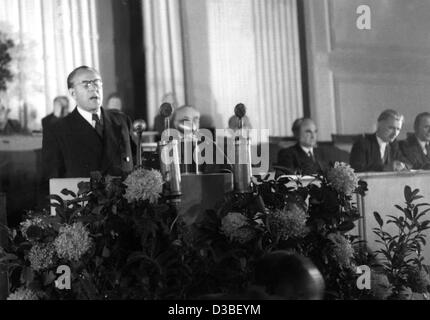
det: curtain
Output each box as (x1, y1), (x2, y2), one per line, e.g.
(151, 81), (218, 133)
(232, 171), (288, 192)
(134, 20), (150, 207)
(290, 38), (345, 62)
(142, 0), (186, 130)
(142, 0), (303, 137)
(252, 0), (303, 136)
(0, 0), (99, 131)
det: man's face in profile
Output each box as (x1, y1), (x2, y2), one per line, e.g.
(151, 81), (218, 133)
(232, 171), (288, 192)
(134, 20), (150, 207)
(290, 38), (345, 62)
(69, 69), (103, 112)
(173, 107), (200, 134)
(298, 119), (317, 148)
(416, 116), (430, 142)
(377, 117), (403, 143)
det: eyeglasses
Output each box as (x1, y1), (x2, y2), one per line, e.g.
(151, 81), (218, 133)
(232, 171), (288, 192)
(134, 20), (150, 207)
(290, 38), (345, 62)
(75, 79), (103, 89)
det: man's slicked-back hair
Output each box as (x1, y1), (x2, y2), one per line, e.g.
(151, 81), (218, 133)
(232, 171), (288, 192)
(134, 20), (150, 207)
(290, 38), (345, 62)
(377, 109), (404, 123)
(67, 66), (100, 89)
(291, 117), (313, 138)
(414, 112), (430, 132)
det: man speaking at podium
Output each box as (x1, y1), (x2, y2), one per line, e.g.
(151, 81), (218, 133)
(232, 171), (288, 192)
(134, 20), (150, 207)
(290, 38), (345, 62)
(42, 66), (135, 180)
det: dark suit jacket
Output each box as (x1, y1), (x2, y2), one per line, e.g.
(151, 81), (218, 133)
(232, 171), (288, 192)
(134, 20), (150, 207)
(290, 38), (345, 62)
(399, 135), (430, 170)
(277, 143), (326, 175)
(41, 113), (60, 132)
(42, 107), (136, 179)
(349, 133), (409, 172)
(0, 119), (23, 135)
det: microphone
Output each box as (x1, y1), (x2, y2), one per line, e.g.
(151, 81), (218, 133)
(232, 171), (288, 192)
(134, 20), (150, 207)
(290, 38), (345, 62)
(234, 103), (247, 133)
(132, 119), (147, 134)
(160, 103), (173, 141)
(232, 103), (252, 193)
(160, 102), (173, 118)
(132, 119), (147, 167)
(234, 103), (246, 119)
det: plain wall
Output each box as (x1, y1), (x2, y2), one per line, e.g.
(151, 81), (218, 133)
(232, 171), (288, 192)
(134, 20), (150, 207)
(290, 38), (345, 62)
(304, 0), (430, 140)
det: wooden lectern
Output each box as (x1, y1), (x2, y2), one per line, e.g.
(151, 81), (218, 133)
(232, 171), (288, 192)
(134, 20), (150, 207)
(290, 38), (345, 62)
(178, 173), (234, 225)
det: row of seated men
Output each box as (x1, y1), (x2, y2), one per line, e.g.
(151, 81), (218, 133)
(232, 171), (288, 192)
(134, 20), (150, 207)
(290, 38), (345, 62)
(276, 109), (430, 175)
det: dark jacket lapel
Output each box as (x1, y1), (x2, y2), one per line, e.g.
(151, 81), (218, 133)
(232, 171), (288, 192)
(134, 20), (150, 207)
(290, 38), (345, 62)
(100, 108), (122, 172)
(370, 134), (384, 167)
(410, 135), (428, 161)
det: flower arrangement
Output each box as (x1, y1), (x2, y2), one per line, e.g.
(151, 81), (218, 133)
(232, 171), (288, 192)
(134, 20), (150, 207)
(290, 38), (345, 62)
(0, 170), (177, 300)
(327, 162), (359, 195)
(0, 162), (390, 300)
(123, 168), (163, 204)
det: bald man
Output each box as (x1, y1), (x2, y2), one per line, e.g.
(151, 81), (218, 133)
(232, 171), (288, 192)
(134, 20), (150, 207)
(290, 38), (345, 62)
(170, 105), (231, 174)
(0, 103), (23, 135)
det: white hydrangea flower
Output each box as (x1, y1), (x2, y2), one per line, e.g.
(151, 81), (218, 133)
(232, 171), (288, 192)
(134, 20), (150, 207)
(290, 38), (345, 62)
(54, 222), (92, 262)
(268, 203), (309, 240)
(124, 168), (164, 204)
(220, 212), (256, 244)
(327, 162), (359, 195)
(7, 287), (39, 300)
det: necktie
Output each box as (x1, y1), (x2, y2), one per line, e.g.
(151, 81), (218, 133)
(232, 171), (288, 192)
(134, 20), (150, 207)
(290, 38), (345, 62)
(426, 143), (430, 158)
(308, 150), (315, 162)
(92, 113), (103, 138)
(383, 144), (390, 164)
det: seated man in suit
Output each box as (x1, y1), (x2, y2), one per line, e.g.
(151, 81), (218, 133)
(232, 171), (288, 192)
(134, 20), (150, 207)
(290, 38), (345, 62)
(0, 103), (24, 135)
(350, 109), (409, 172)
(105, 92), (123, 111)
(399, 112), (430, 170)
(42, 66), (136, 180)
(277, 118), (327, 175)
(41, 96), (69, 132)
(167, 105), (231, 174)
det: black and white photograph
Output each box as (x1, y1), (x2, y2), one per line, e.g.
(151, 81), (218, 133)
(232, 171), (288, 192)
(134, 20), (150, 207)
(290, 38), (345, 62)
(1, 0), (430, 308)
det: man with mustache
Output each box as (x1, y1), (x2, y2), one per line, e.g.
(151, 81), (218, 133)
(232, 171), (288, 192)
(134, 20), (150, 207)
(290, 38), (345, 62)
(42, 66), (135, 180)
(350, 109), (409, 172)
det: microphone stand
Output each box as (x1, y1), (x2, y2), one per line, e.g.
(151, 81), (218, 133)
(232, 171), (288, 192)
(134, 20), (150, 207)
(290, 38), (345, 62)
(233, 104), (253, 194)
(192, 126), (199, 175)
(132, 120), (147, 167)
(158, 105), (182, 203)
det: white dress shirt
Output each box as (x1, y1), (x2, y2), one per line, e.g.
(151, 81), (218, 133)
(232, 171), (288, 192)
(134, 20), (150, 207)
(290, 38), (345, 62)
(77, 106), (101, 128)
(300, 146), (314, 159)
(376, 136), (388, 161)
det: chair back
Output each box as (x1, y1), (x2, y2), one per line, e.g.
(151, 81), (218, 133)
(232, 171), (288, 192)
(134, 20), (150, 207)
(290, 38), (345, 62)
(331, 134), (362, 153)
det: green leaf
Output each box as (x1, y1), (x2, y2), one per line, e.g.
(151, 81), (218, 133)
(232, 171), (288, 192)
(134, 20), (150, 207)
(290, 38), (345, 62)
(102, 246), (110, 258)
(395, 205), (405, 213)
(374, 212), (384, 227)
(416, 208), (430, 220)
(404, 209), (413, 220)
(61, 189), (77, 198)
(0, 253), (18, 262)
(43, 271), (57, 286)
(404, 186), (413, 202)
(48, 195), (65, 206)
(412, 195), (424, 202)
(78, 182), (91, 195)
(338, 221), (355, 232)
